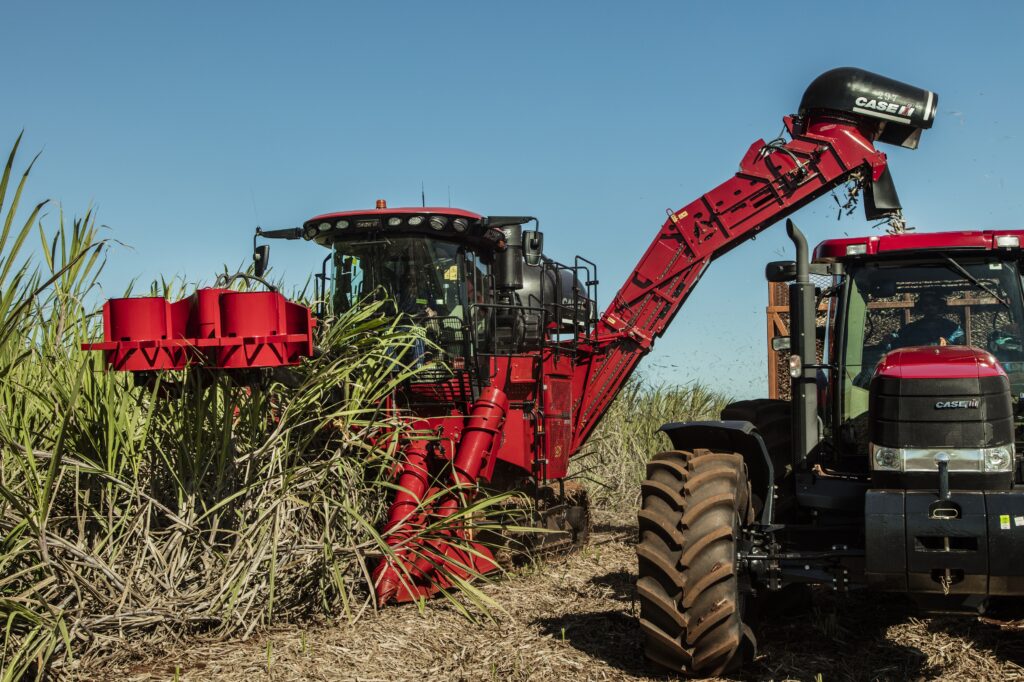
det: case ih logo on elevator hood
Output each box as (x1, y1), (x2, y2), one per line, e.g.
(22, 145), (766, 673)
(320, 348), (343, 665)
(934, 399), (980, 410)
(854, 96), (915, 119)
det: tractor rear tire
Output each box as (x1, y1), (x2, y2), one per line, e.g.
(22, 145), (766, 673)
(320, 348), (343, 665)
(636, 449), (756, 676)
(721, 399), (791, 481)
(722, 398), (796, 520)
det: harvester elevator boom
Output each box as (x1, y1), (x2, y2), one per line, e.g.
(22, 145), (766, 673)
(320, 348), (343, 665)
(572, 68), (935, 450)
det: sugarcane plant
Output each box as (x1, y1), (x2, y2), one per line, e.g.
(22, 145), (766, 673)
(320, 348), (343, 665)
(0, 136), (522, 680)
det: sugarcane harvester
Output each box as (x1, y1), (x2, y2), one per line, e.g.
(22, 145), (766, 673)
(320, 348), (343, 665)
(86, 67), (991, 642)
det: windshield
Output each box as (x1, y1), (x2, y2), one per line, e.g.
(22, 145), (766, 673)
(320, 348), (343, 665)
(839, 257), (1024, 453)
(331, 235), (492, 368)
(332, 236), (464, 316)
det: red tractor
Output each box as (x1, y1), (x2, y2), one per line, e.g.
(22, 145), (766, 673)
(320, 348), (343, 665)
(86, 67), (1024, 674)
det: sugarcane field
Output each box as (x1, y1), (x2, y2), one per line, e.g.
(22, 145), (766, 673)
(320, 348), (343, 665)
(5, 3), (1024, 681)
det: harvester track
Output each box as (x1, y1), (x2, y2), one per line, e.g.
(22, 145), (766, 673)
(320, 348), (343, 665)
(483, 481), (592, 568)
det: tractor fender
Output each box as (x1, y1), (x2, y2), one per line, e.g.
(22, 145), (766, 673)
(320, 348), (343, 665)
(659, 420), (775, 525)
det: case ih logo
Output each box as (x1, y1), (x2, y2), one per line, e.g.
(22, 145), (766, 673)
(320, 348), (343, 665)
(934, 399), (980, 410)
(854, 96), (915, 118)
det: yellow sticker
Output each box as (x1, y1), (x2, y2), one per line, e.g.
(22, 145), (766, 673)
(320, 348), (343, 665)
(1000, 514), (1011, 530)
(444, 265), (459, 281)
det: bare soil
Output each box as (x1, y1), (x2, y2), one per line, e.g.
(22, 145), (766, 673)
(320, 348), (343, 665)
(77, 514), (1024, 682)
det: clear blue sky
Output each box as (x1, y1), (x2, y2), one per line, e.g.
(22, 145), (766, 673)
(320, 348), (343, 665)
(3, 1), (1023, 398)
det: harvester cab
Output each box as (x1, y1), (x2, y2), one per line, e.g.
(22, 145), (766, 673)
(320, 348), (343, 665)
(256, 203), (598, 390)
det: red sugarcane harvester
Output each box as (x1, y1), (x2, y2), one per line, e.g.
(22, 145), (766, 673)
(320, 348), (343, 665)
(86, 68), (1024, 674)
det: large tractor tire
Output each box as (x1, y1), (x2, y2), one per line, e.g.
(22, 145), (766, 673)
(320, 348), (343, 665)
(636, 449), (756, 675)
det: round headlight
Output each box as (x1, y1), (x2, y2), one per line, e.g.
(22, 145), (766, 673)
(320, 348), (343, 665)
(318, 222), (332, 232)
(429, 216), (448, 231)
(387, 217), (402, 227)
(408, 216), (424, 226)
(873, 447), (902, 471)
(452, 217), (469, 233)
(303, 226), (317, 240)
(985, 447), (1013, 472)
(335, 220), (349, 230)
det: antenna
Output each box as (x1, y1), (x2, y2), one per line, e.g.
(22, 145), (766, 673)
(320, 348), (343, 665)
(421, 182), (426, 208)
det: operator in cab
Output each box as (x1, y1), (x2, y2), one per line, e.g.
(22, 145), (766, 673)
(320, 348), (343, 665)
(397, 268), (436, 366)
(887, 290), (964, 349)
(398, 269), (437, 320)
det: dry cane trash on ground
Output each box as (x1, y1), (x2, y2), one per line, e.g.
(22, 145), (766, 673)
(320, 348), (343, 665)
(76, 512), (1024, 682)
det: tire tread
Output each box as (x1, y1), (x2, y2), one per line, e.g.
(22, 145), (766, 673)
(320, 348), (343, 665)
(636, 449), (756, 675)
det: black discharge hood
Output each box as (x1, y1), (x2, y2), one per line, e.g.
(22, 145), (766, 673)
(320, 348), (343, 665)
(800, 67), (938, 149)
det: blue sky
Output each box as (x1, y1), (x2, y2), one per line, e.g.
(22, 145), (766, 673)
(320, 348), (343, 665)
(3, 1), (1023, 398)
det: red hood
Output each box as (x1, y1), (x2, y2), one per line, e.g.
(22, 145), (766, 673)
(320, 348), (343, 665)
(875, 345), (1005, 381)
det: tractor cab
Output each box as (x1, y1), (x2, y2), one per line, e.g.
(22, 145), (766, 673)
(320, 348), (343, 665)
(813, 231), (1024, 468)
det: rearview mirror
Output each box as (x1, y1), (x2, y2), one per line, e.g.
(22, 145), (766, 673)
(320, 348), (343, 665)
(771, 336), (791, 352)
(523, 230), (544, 266)
(253, 244), (270, 278)
(765, 260), (796, 283)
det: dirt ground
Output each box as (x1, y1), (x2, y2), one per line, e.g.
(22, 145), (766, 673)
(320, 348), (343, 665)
(80, 514), (1024, 682)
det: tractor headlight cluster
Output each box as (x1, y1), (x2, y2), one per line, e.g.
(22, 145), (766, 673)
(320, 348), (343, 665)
(985, 446), (1014, 472)
(873, 446), (902, 471)
(870, 444), (1015, 473)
